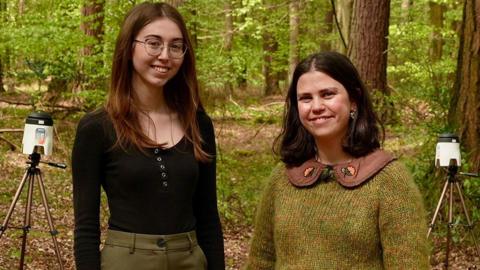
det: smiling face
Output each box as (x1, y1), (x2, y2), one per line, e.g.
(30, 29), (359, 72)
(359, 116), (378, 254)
(132, 17), (184, 92)
(297, 71), (356, 147)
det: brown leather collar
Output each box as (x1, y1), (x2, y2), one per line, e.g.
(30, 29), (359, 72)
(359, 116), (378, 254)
(286, 149), (396, 188)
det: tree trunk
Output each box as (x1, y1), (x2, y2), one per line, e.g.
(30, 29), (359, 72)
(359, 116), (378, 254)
(401, 0), (412, 22)
(236, 1), (247, 90)
(189, 6), (198, 49)
(348, 0), (391, 122)
(80, 0), (105, 58)
(320, 9), (334, 51)
(263, 31), (279, 96)
(74, 0), (105, 94)
(262, 1), (279, 96)
(0, 0), (5, 92)
(449, 0), (480, 171)
(288, 0), (300, 85)
(429, 2), (446, 62)
(18, 0), (25, 15)
(224, 0), (234, 98)
(334, 0), (354, 53)
(0, 58), (4, 92)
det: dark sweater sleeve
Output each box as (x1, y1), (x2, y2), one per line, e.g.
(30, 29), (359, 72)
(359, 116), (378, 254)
(72, 112), (106, 270)
(194, 112), (226, 270)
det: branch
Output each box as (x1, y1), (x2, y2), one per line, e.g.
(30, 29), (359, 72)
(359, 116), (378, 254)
(0, 97), (32, 106)
(0, 128), (23, 133)
(0, 97), (84, 113)
(0, 129), (22, 151)
(245, 122), (268, 142)
(0, 135), (19, 151)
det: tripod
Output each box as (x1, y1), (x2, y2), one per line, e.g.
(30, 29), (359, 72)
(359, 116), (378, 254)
(0, 152), (65, 270)
(427, 165), (480, 269)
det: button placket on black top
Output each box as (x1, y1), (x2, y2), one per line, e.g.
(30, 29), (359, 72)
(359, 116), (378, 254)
(154, 148), (169, 190)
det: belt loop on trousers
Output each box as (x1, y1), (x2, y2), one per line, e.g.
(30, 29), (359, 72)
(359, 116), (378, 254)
(129, 233), (136, 254)
(187, 233), (193, 253)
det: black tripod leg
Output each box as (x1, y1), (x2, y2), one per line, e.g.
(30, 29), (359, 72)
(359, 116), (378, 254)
(0, 170), (30, 238)
(427, 179), (450, 237)
(19, 171), (35, 270)
(455, 181), (480, 257)
(35, 170), (64, 270)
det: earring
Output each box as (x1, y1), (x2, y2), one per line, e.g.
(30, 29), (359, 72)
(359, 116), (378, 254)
(350, 110), (357, 120)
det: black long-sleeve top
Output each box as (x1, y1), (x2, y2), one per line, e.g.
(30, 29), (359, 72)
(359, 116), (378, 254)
(72, 109), (225, 270)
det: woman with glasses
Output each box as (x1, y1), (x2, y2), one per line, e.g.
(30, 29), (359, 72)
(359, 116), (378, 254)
(244, 52), (429, 269)
(72, 2), (224, 270)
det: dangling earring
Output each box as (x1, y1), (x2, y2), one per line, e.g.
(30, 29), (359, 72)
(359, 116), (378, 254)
(348, 110), (358, 146)
(350, 110), (357, 120)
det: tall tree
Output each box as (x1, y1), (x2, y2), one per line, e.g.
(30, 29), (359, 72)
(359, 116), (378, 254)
(224, 0), (234, 97)
(429, 1), (446, 61)
(401, 0), (412, 22)
(334, 0), (354, 53)
(320, 9), (334, 52)
(262, 0), (280, 96)
(0, 0), (6, 92)
(0, 59), (4, 92)
(449, 0), (480, 171)
(75, 0), (105, 93)
(80, 0), (104, 59)
(348, 0), (391, 121)
(235, 0), (248, 90)
(288, 0), (300, 84)
(187, 4), (198, 49)
(263, 32), (279, 96)
(18, 0), (24, 15)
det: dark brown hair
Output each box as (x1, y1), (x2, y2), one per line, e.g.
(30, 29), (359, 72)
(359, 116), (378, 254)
(106, 2), (209, 161)
(275, 51), (383, 166)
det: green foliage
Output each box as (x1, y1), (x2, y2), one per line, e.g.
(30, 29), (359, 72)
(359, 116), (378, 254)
(463, 177), (480, 221)
(210, 99), (283, 125)
(209, 100), (282, 225)
(217, 148), (276, 226)
(1, 0), (84, 85)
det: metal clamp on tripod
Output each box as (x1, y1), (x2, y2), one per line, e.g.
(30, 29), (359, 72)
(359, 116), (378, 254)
(0, 112), (65, 270)
(427, 133), (480, 269)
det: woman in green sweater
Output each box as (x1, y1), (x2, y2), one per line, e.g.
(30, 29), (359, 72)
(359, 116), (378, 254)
(245, 52), (430, 269)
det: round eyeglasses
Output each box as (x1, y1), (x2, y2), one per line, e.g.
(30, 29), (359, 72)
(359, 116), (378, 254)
(135, 39), (187, 59)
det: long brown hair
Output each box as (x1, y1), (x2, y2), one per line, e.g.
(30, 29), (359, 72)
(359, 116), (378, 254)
(274, 52), (383, 166)
(106, 2), (209, 161)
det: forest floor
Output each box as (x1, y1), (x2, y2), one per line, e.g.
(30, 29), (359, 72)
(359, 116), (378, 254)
(0, 95), (479, 269)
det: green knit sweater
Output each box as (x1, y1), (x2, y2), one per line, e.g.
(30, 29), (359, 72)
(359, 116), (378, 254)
(245, 161), (430, 269)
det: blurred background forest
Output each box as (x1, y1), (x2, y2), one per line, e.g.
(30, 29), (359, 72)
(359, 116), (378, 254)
(0, 0), (479, 269)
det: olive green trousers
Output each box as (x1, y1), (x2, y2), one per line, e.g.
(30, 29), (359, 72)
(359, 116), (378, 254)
(101, 229), (207, 270)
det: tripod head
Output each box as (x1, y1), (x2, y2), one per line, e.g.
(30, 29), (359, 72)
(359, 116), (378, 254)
(446, 164), (459, 181)
(27, 151), (67, 170)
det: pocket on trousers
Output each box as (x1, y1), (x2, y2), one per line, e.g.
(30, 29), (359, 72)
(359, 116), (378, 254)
(100, 244), (118, 269)
(101, 244), (137, 270)
(195, 245), (208, 270)
(101, 244), (159, 270)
